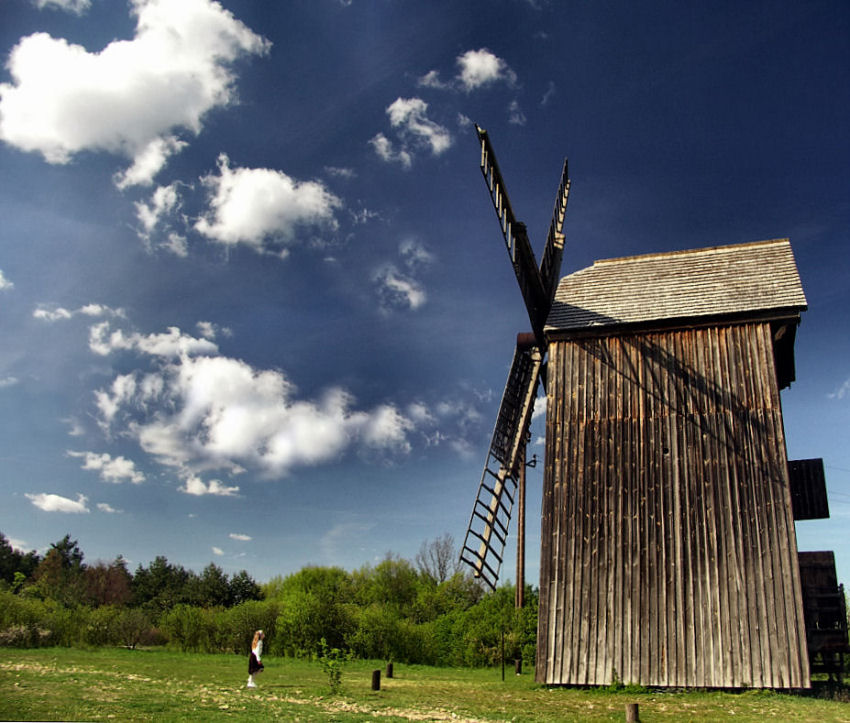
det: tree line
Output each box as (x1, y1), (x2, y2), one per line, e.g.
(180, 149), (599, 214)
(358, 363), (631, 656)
(0, 531), (537, 668)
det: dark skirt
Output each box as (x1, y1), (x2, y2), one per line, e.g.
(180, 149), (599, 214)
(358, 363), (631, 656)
(248, 652), (264, 674)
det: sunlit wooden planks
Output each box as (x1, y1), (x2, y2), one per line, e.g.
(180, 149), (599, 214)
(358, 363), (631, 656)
(536, 322), (810, 688)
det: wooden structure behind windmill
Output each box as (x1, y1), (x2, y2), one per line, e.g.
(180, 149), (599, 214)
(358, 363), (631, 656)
(461, 127), (848, 689)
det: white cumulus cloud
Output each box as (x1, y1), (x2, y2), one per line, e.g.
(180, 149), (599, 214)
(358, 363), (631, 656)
(0, 270), (14, 291)
(456, 48), (517, 91)
(135, 183), (181, 238)
(89, 322), (218, 358)
(180, 475), (239, 497)
(195, 154), (342, 254)
(94, 336), (417, 478)
(25, 492), (90, 513)
(417, 69), (449, 90)
(418, 49), (517, 94)
(386, 97), (452, 155)
(116, 136), (188, 190)
(370, 98), (451, 167)
(229, 533), (251, 541)
(399, 238), (434, 269)
(373, 264), (426, 312)
(373, 239), (434, 313)
(532, 394), (547, 419)
(33, 304), (124, 322)
(0, 0), (270, 186)
(369, 133), (412, 169)
(33, 0), (91, 14)
(68, 450), (146, 484)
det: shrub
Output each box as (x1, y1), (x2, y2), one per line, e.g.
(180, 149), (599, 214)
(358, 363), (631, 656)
(84, 605), (122, 647)
(220, 600), (279, 655)
(117, 607), (153, 649)
(318, 637), (351, 694)
(160, 604), (219, 652)
(0, 624), (51, 648)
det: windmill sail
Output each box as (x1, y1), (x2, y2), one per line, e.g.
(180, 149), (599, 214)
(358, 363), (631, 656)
(462, 126), (571, 589)
(475, 125), (548, 343)
(539, 158), (570, 305)
(460, 337), (542, 589)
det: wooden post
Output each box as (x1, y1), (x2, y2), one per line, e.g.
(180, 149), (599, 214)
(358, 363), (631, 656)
(625, 702), (639, 722)
(385, 662), (393, 679)
(515, 658), (522, 675)
(516, 441), (526, 609)
(371, 669), (381, 691)
(501, 630), (505, 681)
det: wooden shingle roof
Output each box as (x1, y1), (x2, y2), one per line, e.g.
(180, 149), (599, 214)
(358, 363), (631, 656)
(546, 238), (807, 333)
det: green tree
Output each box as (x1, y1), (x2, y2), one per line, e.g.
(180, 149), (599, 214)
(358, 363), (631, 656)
(269, 566), (353, 656)
(186, 563), (232, 608)
(353, 554), (420, 615)
(84, 605), (122, 646)
(229, 569), (262, 605)
(132, 556), (190, 613)
(161, 604), (218, 652)
(83, 557), (132, 607)
(220, 599), (279, 654)
(116, 607), (152, 649)
(0, 532), (40, 587)
(31, 535), (86, 606)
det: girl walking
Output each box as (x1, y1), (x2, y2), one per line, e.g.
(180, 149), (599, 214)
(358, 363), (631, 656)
(247, 630), (264, 688)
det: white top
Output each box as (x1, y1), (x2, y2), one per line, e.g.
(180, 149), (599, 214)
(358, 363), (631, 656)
(252, 639), (263, 661)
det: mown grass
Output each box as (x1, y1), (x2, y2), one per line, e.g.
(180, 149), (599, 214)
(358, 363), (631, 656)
(1, 647), (848, 721)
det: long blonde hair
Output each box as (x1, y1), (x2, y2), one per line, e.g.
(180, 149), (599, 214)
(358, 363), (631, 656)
(252, 630), (263, 649)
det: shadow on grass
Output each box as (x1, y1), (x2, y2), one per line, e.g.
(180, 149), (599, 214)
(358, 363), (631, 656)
(808, 681), (850, 702)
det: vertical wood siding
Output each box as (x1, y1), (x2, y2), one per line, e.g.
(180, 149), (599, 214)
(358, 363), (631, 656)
(536, 322), (810, 688)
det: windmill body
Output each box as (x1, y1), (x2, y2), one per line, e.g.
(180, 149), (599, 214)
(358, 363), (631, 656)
(538, 239), (818, 688)
(462, 130), (848, 688)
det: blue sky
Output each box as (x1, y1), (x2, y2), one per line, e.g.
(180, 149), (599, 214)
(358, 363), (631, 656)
(1, 0), (848, 589)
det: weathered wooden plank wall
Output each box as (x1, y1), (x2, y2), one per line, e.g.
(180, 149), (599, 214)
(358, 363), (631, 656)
(536, 321), (810, 688)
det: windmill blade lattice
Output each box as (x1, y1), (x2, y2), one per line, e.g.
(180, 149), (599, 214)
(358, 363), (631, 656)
(540, 158), (570, 305)
(460, 337), (542, 589)
(475, 125), (548, 343)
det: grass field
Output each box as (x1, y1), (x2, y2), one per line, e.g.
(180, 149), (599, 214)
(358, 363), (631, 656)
(1, 648), (848, 722)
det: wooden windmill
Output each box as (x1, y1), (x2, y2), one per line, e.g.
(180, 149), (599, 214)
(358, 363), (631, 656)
(461, 129), (847, 689)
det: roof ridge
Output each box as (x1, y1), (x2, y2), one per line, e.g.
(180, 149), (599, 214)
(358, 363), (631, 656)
(593, 238), (791, 267)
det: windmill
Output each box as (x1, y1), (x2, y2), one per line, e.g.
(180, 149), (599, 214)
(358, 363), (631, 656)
(459, 125), (570, 592)
(458, 128), (845, 689)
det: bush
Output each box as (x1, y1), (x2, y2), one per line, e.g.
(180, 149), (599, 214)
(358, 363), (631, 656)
(116, 607), (152, 649)
(0, 624), (51, 648)
(160, 604), (219, 652)
(318, 637), (351, 694)
(273, 588), (353, 658)
(0, 592), (89, 648)
(84, 605), (122, 647)
(218, 600), (279, 655)
(267, 566), (353, 657)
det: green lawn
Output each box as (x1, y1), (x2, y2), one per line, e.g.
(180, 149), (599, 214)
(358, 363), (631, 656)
(1, 648), (848, 722)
